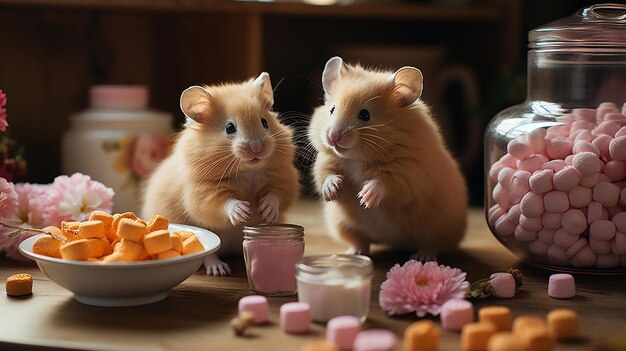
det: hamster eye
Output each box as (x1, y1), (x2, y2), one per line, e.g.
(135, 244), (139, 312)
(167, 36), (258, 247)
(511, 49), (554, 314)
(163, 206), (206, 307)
(330, 105), (335, 115)
(358, 109), (371, 122)
(225, 122), (237, 134)
(261, 118), (269, 129)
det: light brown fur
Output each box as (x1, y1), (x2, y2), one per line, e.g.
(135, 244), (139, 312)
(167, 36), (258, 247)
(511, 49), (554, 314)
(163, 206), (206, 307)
(142, 75), (299, 274)
(309, 59), (467, 258)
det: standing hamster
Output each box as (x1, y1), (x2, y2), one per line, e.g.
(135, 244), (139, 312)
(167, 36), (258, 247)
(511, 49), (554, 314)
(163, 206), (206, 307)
(142, 72), (300, 276)
(309, 57), (467, 260)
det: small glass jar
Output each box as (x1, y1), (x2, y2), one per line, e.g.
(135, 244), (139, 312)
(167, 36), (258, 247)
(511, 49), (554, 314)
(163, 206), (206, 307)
(485, 4), (626, 273)
(243, 224), (305, 296)
(295, 254), (373, 323)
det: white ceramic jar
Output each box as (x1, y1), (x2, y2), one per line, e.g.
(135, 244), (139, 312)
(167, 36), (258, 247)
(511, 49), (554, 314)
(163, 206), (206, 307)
(62, 86), (173, 213)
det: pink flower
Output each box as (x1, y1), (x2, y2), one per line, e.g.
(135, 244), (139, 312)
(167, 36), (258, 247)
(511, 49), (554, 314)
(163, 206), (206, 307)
(0, 177), (18, 218)
(41, 173), (114, 226)
(0, 89), (8, 132)
(130, 134), (169, 179)
(0, 218), (35, 262)
(379, 260), (470, 317)
(14, 183), (48, 227)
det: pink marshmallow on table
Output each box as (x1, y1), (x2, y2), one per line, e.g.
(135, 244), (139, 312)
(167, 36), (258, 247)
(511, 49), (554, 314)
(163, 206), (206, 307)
(538, 228), (556, 244)
(593, 182), (621, 207)
(529, 239), (550, 255)
(520, 192), (544, 218)
(592, 134), (612, 159)
(518, 154), (547, 173)
(590, 219), (617, 241)
(590, 238), (612, 254)
(616, 126), (626, 138)
(280, 302), (311, 334)
(572, 152), (602, 176)
(596, 254), (620, 268)
(544, 191), (570, 213)
(547, 245), (569, 265)
(562, 209), (587, 235)
(573, 108), (596, 122)
(572, 140), (600, 156)
(508, 138), (533, 160)
(553, 166), (581, 191)
(353, 329), (397, 351)
(548, 274), (576, 299)
(239, 295), (269, 324)
(613, 232), (626, 254)
(554, 228), (579, 249)
(327, 316), (362, 350)
(546, 138), (573, 160)
(515, 225), (538, 242)
(571, 245), (597, 267)
(587, 201), (604, 224)
(580, 174), (600, 188)
(603, 161), (626, 182)
(497, 167), (516, 189)
(610, 136), (626, 161)
(493, 183), (512, 211)
(593, 121), (621, 137)
(530, 169), (554, 193)
(489, 273), (516, 298)
(519, 214), (542, 232)
(566, 238), (588, 258)
(440, 299), (474, 331)
(542, 159), (566, 172)
(612, 212), (626, 232)
(568, 186), (593, 208)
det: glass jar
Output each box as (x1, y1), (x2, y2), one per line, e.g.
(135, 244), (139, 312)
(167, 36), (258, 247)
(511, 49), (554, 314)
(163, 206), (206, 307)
(296, 254), (373, 323)
(62, 85), (173, 214)
(243, 224), (305, 296)
(485, 4), (626, 273)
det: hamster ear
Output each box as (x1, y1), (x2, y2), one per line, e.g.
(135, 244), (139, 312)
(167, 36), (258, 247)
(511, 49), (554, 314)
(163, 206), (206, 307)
(254, 72), (274, 108)
(322, 56), (345, 94)
(180, 86), (211, 123)
(391, 66), (423, 107)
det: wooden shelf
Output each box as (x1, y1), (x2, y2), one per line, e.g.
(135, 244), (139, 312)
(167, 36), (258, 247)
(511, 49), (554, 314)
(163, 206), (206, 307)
(0, 0), (503, 21)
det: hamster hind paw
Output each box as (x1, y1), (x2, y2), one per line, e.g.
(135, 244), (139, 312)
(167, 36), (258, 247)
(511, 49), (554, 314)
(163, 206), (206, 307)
(258, 193), (280, 224)
(322, 175), (344, 201)
(226, 199), (252, 226)
(203, 254), (231, 276)
(410, 250), (438, 263)
(358, 179), (384, 209)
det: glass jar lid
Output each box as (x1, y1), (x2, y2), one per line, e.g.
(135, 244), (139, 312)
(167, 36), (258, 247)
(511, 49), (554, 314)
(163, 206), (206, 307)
(243, 224), (305, 239)
(530, 3), (626, 49)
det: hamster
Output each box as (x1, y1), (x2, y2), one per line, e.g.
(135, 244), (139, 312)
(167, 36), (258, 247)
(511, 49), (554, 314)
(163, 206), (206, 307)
(142, 72), (300, 276)
(308, 57), (467, 261)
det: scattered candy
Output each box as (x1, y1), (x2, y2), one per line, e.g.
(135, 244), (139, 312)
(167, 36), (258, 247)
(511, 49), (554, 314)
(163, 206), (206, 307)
(404, 321), (439, 351)
(547, 309), (579, 340)
(5, 273), (33, 297)
(353, 329), (397, 351)
(238, 295), (269, 324)
(489, 273), (516, 298)
(548, 274), (576, 299)
(486, 332), (525, 351)
(231, 311), (255, 336)
(280, 302), (311, 334)
(300, 342), (339, 351)
(461, 322), (496, 351)
(440, 299), (474, 331)
(479, 306), (511, 331)
(326, 316), (361, 350)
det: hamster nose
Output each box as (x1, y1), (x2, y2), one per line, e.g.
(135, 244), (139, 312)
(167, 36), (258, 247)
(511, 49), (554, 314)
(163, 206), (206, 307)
(328, 130), (342, 145)
(249, 141), (263, 154)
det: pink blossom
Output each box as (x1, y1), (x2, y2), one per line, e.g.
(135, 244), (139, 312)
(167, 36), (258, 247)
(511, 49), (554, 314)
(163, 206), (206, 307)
(131, 134), (169, 179)
(0, 218), (35, 262)
(41, 173), (114, 226)
(14, 183), (48, 227)
(0, 177), (18, 218)
(379, 260), (470, 317)
(0, 89), (7, 132)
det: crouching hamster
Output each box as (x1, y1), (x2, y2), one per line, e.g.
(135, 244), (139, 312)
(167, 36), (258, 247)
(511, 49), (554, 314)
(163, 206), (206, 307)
(308, 57), (467, 260)
(142, 72), (300, 275)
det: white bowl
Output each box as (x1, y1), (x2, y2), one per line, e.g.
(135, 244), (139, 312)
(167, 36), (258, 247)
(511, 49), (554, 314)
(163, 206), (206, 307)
(19, 224), (220, 307)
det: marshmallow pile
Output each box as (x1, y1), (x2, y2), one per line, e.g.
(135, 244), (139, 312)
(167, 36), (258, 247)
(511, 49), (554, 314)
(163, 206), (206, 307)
(488, 102), (626, 269)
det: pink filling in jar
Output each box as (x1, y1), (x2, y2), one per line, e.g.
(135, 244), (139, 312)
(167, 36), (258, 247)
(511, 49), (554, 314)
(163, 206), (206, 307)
(243, 224), (305, 296)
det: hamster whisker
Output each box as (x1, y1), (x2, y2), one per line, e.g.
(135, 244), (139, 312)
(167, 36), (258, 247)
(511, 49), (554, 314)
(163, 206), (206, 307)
(217, 157), (239, 190)
(360, 132), (393, 144)
(365, 120), (394, 129)
(361, 137), (391, 160)
(272, 77), (286, 93)
(191, 154), (234, 196)
(298, 73), (324, 93)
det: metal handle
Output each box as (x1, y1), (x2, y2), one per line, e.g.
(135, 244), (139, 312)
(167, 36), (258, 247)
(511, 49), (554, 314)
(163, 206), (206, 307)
(584, 3), (626, 20)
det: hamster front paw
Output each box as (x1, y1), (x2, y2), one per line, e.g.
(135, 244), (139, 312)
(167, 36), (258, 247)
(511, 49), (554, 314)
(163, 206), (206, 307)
(322, 175), (344, 201)
(203, 254), (231, 276)
(258, 193), (280, 224)
(357, 179), (384, 209)
(226, 199), (252, 226)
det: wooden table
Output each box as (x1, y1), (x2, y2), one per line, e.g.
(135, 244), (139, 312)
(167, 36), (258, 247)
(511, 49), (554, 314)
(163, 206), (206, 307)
(1, 200), (625, 351)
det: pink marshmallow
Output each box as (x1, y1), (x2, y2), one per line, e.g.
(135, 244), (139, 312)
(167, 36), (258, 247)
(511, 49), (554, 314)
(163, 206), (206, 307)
(547, 245), (569, 265)
(580, 174), (600, 188)
(597, 106), (620, 121)
(595, 254), (619, 268)
(538, 228), (556, 244)
(529, 169), (554, 193)
(515, 225), (538, 242)
(553, 166), (581, 191)
(510, 171), (532, 203)
(495, 216), (516, 237)
(542, 212), (562, 230)
(493, 183), (512, 210)
(280, 302), (311, 334)
(572, 108), (596, 121)
(440, 299), (474, 331)
(571, 245), (597, 267)
(593, 121), (621, 137)
(572, 129), (594, 143)
(529, 239), (550, 256)
(566, 238), (588, 258)
(592, 134), (613, 159)
(239, 295), (269, 324)
(554, 228), (579, 249)
(590, 219), (617, 241)
(500, 154), (519, 168)
(593, 182), (621, 207)
(565, 154), (574, 165)
(568, 186), (592, 208)
(572, 152), (602, 176)
(604, 113), (624, 122)
(353, 329), (397, 351)
(562, 209), (587, 235)
(546, 137), (573, 160)
(590, 238), (612, 254)
(489, 161), (504, 182)
(527, 128), (547, 154)
(613, 212), (626, 233)
(518, 154), (547, 173)
(488, 205), (505, 228)
(548, 274), (576, 299)
(613, 232), (626, 254)
(587, 201), (604, 224)
(497, 167), (516, 190)
(571, 120), (595, 133)
(507, 138), (533, 160)
(598, 173), (611, 183)
(489, 273), (516, 299)
(616, 126), (626, 138)
(608, 206), (625, 219)
(572, 140), (600, 156)
(544, 191), (570, 213)
(520, 192), (544, 218)
(519, 214), (543, 232)
(542, 159), (566, 172)
(327, 316), (361, 350)
(603, 161), (626, 182)
(609, 136), (626, 161)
